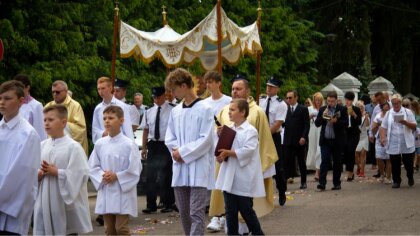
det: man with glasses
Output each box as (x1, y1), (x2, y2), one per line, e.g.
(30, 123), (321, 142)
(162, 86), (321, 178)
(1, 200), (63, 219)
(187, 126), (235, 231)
(315, 91), (348, 191)
(283, 90), (310, 190)
(45, 80), (88, 154)
(380, 94), (417, 188)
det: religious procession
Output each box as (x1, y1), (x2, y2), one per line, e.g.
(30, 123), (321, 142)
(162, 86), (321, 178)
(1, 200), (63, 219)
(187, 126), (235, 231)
(1, 1), (420, 235)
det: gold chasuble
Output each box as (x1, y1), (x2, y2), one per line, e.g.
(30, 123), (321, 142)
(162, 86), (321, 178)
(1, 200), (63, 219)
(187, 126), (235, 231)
(210, 97), (278, 217)
(45, 96), (88, 154)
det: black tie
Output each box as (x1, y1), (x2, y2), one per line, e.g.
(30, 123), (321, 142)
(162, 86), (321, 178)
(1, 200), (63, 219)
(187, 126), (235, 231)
(154, 107), (161, 140)
(291, 106), (294, 113)
(265, 97), (271, 119)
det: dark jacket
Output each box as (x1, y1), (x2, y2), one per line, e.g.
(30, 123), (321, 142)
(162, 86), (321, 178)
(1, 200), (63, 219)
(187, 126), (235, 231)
(283, 104), (310, 146)
(315, 104), (348, 146)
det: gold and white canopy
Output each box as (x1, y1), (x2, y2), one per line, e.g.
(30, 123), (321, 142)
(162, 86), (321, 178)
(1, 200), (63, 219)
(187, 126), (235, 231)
(120, 5), (262, 70)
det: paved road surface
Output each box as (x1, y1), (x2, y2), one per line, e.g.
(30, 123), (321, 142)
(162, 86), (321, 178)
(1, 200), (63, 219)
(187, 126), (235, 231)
(87, 167), (420, 235)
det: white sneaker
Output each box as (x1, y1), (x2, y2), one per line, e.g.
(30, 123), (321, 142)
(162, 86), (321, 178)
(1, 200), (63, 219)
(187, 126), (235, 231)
(207, 217), (221, 232)
(219, 216), (226, 227)
(384, 178), (392, 184)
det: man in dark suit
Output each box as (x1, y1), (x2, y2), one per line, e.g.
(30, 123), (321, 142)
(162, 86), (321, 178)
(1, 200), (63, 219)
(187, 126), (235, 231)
(343, 92), (362, 181)
(283, 90), (310, 189)
(315, 91), (348, 191)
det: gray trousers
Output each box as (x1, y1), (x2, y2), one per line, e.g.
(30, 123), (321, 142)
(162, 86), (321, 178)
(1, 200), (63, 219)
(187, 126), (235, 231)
(174, 186), (208, 235)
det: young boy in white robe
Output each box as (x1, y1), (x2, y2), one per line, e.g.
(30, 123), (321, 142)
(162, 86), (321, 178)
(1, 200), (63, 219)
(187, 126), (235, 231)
(89, 105), (141, 235)
(215, 99), (265, 235)
(164, 68), (214, 235)
(34, 105), (92, 235)
(0, 80), (41, 235)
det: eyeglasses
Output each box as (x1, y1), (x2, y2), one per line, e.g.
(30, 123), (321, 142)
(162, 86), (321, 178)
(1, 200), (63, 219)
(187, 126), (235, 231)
(52, 90), (64, 95)
(286, 97), (293, 100)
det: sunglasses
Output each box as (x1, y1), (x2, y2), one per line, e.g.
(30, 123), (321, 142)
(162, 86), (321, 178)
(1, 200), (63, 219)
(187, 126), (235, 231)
(52, 90), (64, 95)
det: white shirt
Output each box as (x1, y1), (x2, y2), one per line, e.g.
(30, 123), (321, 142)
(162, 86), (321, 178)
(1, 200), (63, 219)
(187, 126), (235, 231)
(89, 132), (141, 217)
(118, 97), (141, 126)
(142, 101), (174, 141)
(259, 95), (287, 132)
(204, 94), (232, 116)
(19, 97), (47, 140)
(215, 121), (265, 198)
(34, 136), (92, 235)
(0, 115), (41, 235)
(381, 108), (416, 155)
(165, 99), (214, 189)
(92, 96), (134, 144)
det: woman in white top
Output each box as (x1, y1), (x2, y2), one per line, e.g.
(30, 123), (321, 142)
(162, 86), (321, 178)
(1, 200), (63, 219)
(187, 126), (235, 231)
(306, 92), (324, 180)
(372, 102), (391, 183)
(380, 94), (417, 188)
(355, 101), (370, 178)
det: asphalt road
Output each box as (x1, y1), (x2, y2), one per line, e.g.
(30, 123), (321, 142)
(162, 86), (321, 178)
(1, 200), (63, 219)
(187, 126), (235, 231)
(87, 167), (420, 235)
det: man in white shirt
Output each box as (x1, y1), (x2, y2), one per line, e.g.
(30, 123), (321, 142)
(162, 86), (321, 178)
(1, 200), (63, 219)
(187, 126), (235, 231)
(113, 79), (140, 131)
(13, 74), (47, 140)
(0, 80), (41, 235)
(259, 76), (288, 206)
(165, 68), (214, 236)
(92, 77), (134, 144)
(133, 92), (147, 125)
(141, 87), (176, 214)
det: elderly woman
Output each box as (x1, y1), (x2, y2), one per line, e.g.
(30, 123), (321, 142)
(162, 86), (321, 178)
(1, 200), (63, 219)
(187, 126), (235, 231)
(380, 94), (417, 188)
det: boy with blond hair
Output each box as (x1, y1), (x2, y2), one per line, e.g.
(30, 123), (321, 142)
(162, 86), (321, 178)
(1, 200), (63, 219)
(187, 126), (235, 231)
(92, 76), (134, 144)
(89, 105), (141, 235)
(34, 105), (92, 235)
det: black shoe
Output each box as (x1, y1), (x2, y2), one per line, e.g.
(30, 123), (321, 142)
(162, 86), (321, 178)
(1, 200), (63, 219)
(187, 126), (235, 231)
(142, 208), (157, 214)
(317, 184), (325, 191)
(392, 183), (400, 188)
(346, 174), (354, 182)
(279, 194), (286, 206)
(331, 185), (341, 190)
(96, 215), (104, 226)
(160, 207), (174, 213)
(373, 173), (381, 178)
(172, 204), (179, 212)
(408, 178), (414, 186)
(300, 183), (307, 189)
(157, 202), (164, 209)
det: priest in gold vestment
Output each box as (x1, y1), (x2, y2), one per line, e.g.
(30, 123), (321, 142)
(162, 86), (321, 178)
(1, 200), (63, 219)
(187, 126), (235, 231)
(45, 80), (88, 154)
(209, 75), (278, 219)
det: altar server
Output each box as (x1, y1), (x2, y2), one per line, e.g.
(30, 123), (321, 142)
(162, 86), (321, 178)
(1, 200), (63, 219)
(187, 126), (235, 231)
(34, 105), (92, 235)
(92, 76), (134, 144)
(0, 80), (41, 235)
(215, 99), (265, 235)
(13, 74), (47, 140)
(165, 68), (214, 236)
(89, 105), (141, 235)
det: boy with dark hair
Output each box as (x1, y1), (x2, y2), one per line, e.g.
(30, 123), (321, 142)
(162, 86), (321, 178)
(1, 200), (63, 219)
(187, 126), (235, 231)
(89, 105), (141, 235)
(13, 74), (47, 140)
(34, 104), (92, 235)
(0, 80), (41, 235)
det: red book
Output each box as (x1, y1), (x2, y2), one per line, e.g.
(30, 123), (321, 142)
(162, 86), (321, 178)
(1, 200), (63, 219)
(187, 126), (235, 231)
(215, 125), (236, 161)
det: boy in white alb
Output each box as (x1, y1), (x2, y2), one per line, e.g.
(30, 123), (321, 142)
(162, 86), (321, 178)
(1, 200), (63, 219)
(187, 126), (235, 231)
(92, 76), (134, 144)
(13, 74), (47, 140)
(89, 105), (141, 235)
(0, 80), (41, 235)
(215, 99), (265, 235)
(165, 68), (214, 236)
(203, 71), (231, 232)
(34, 105), (92, 235)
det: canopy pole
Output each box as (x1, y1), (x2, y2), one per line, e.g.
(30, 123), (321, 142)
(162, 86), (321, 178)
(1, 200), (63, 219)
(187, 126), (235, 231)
(162, 5), (170, 76)
(256, 0), (262, 104)
(111, 0), (119, 89)
(216, 0), (223, 75)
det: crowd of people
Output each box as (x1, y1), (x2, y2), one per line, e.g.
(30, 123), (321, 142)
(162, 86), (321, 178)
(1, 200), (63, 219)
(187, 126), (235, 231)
(0, 69), (419, 235)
